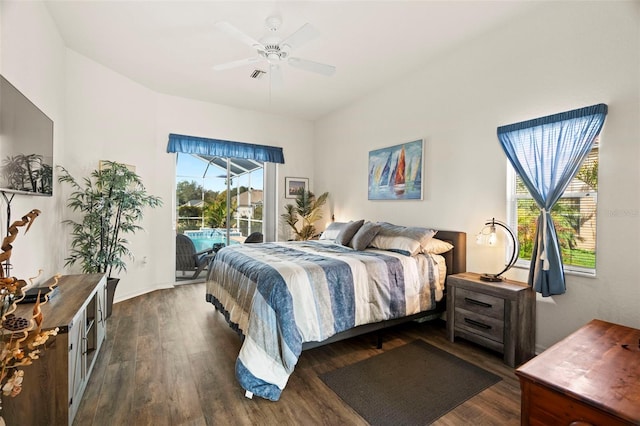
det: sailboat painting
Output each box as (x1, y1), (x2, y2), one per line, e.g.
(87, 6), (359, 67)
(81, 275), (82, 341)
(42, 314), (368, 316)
(368, 139), (423, 200)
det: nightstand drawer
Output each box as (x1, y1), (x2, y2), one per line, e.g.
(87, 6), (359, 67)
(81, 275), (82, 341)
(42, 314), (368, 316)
(454, 307), (504, 343)
(455, 287), (505, 320)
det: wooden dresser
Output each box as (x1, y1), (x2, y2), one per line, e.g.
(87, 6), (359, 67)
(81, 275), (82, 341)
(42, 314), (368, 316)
(516, 319), (640, 425)
(3, 274), (107, 426)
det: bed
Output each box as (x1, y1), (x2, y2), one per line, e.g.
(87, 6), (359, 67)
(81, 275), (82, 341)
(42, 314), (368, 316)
(205, 223), (466, 401)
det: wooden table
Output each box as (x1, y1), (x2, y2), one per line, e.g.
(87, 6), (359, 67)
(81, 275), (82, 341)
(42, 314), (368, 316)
(516, 319), (640, 425)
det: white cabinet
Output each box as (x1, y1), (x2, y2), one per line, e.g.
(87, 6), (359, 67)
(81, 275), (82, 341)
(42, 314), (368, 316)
(68, 278), (106, 421)
(68, 310), (84, 421)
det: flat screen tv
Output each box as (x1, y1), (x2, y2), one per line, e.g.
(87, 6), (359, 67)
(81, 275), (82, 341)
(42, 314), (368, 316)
(0, 74), (53, 196)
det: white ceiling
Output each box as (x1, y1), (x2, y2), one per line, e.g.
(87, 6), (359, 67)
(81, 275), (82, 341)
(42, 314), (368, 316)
(44, 1), (536, 121)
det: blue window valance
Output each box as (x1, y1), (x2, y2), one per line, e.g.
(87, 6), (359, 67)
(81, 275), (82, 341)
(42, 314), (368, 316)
(167, 133), (285, 164)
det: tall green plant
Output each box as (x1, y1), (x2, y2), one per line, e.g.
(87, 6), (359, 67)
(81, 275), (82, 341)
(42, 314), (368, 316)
(281, 190), (329, 240)
(58, 161), (162, 276)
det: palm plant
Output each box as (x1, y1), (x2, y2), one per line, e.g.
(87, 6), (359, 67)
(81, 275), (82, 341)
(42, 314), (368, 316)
(57, 161), (162, 277)
(281, 190), (329, 240)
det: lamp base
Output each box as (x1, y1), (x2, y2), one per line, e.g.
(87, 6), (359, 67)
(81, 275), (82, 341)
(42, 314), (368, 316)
(480, 273), (504, 282)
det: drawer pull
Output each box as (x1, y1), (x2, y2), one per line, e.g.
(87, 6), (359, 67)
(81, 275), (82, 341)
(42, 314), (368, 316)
(464, 297), (492, 308)
(464, 318), (492, 330)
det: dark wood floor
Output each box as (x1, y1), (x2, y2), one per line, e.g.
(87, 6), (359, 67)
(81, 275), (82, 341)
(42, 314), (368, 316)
(73, 282), (522, 426)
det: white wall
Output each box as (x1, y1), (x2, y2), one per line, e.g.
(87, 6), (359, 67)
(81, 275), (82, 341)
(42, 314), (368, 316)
(314, 1), (640, 350)
(62, 49), (166, 301)
(0, 0), (66, 283)
(1, 1), (315, 302)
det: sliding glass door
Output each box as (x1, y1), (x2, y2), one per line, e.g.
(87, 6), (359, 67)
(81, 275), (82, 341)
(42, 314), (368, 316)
(175, 153), (265, 250)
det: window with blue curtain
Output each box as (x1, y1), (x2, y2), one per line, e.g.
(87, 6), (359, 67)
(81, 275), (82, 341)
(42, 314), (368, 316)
(167, 133), (284, 245)
(498, 104), (607, 296)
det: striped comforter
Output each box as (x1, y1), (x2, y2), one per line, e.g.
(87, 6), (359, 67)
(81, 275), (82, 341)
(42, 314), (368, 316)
(205, 240), (445, 401)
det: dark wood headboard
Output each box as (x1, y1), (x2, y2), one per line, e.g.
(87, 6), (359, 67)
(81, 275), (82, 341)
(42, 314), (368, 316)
(433, 230), (467, 275)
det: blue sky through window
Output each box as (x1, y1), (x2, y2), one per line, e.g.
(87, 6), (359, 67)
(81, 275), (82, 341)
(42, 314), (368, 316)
(176, 153), (263, 192)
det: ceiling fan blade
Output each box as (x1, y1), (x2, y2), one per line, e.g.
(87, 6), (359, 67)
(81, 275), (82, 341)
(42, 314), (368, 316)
(270, 64), (284, 89)
(280, 23), (319, 50)
(213, 57), (262, 71)
(215, 21), (264, 50)
(287, 57), (336, 76)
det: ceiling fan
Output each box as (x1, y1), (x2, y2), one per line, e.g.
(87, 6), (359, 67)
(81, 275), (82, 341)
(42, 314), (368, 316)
(212, 15), (336, 85)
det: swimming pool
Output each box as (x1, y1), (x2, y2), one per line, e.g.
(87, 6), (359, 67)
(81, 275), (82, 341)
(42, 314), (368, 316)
(184, 228), (241, 252)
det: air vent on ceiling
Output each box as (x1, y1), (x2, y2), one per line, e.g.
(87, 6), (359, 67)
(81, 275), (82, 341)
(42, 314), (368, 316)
(250, 69), (266, 79)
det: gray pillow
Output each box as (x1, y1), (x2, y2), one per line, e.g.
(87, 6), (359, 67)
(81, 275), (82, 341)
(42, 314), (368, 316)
(349, 221), (381, 251)
(335, 220), (365, 246)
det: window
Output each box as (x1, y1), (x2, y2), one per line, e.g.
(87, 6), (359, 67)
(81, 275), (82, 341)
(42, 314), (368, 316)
(508, 139), (599, 275)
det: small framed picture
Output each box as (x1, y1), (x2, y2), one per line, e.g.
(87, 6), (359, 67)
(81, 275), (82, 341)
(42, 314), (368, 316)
(285, 177), (309, 199)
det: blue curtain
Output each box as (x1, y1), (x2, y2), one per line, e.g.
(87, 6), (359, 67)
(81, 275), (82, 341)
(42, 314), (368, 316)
(497, 104), (607, 296)
(167, 133), (285, 164)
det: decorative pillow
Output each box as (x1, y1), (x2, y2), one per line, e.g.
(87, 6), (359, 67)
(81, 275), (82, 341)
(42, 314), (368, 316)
(422, 238), (454, 255)
(319, 222), (347, 240)
(349, 221), (381, 251)
(335, 220), (365, 246)
(370, 222), (436, 256)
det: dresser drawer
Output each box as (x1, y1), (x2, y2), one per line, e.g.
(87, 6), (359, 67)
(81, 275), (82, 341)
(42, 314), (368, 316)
(455, 287), (505, 320)
(454, 307), (505, 343)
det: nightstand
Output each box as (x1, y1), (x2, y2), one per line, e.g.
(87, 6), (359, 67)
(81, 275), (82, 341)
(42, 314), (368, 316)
(446, 272), (535, 367)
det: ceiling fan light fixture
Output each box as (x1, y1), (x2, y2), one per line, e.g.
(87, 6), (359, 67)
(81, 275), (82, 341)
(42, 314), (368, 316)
(213, 16), (336, 81)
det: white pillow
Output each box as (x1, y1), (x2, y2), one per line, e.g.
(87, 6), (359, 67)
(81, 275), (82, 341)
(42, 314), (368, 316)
(422, 238), (454, 255)
(370, 222), (436, 256)
(319, 222), (346, 241)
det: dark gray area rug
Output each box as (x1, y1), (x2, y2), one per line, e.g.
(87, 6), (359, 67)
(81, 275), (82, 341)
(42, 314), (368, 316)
(320, 339), (501, 426)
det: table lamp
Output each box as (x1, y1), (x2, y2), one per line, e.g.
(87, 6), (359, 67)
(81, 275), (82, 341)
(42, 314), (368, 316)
(476, 218), (519, 282)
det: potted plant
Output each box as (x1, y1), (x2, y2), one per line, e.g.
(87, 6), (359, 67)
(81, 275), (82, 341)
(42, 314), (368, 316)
(281, 190), (329, 240)
(57, 161), (162, 317)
